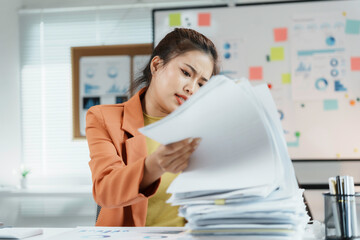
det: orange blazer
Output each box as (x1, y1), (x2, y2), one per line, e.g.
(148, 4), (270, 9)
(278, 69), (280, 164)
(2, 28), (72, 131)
(86, 88), (160, 226)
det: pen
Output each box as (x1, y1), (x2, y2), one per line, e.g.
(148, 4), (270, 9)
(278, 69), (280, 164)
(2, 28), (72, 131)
(343, 176), (351, 237)
(349, 176), (358, 237)
(336, 176), (345, 237)
(328, 177), (341, 236)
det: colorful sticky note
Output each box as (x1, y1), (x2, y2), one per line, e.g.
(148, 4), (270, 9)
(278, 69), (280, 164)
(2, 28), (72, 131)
(323, 99), (338, 111)
(336, 153), (341, 159)
(273, 28), (288, 42)
(214, 199), (225, 205)
(350, 99), (356, 106)
(249, 66), (263, 80)
(345, 19), (360, 34)
(198, 13), (211, 26)
(169, 13), (181, 27)
(351, 57), (360, 71)
(354, 148), (359, 153)
(282, 73), (291, 84)
(270, 47), (285, 61)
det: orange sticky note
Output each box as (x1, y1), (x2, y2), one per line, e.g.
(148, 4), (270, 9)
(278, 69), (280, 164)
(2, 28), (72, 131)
(351, 57), (360, 71)
(274, 28), (288, 42)
(198, 13), (211, 26)
(249, 66), (263, 80)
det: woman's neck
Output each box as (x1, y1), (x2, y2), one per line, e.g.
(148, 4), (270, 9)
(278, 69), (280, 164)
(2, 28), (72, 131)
(141, 87), (168, 118)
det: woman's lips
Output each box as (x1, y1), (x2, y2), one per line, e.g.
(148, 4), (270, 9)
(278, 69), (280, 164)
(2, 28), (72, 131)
(175, 94), (187, 105)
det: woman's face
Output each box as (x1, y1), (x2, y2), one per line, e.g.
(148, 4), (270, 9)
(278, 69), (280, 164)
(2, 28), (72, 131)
(147, 50), (214, 117)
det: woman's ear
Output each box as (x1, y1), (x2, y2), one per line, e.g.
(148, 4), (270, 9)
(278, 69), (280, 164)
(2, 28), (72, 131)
(150, 56), (163, 76)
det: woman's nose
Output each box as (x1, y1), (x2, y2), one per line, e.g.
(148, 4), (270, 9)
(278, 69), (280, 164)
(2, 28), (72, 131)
(184, 81), (197, 95)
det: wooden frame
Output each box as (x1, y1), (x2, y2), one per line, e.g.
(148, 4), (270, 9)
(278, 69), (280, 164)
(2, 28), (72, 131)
(71, 44), (153, 139)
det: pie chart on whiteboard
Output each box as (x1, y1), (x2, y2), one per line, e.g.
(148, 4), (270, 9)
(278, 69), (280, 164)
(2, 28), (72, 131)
(326, 36), (336, 46)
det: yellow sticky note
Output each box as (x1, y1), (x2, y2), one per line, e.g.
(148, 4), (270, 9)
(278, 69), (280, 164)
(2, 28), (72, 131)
(270, 47), (285, 61)
(336, 153), (341, 159)
(169, 13), (181, 27)
(214, 199), (225, 205)
(282, 73), (291, 84)
(354, 148), (358, 153)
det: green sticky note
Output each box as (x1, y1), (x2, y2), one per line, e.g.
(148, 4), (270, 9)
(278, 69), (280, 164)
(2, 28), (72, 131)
(169, 13), (181, 27)
(345, 19), (360, 35)
(323, 99), (338, 111)
(282, 73), (291, 84)
(270, 47), (285, 61)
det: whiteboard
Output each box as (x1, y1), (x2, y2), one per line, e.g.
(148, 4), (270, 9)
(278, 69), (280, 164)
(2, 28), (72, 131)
(153, 0), (360, 160)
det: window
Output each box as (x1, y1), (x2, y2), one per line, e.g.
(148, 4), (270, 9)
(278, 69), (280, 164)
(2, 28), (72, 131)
(19, 7), (152, 186)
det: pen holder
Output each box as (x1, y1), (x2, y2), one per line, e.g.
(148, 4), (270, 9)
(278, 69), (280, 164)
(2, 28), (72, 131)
(323, 193), (360, 240)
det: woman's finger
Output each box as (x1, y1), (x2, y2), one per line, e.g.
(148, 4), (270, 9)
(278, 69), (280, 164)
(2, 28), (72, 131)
(164, 137), (201, 155)
(164, 149), (193, 172)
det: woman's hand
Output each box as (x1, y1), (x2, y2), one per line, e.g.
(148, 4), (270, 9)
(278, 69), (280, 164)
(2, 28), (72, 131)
(140, 138), (201, 191)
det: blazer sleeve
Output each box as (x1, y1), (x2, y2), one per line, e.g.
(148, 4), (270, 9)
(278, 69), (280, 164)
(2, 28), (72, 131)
(86, 106), (160, 208)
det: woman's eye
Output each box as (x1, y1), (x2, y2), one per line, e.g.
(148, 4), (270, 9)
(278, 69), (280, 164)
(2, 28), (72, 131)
(198, 83), (203, 87)
(181, 69), (191, 77)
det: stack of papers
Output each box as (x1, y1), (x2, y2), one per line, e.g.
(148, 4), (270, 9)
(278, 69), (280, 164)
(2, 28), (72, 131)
(139, 75), (309, 238)
(0, 228), (43, 239)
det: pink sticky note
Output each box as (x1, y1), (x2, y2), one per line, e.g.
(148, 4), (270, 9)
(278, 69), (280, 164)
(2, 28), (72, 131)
(273, 28), (288, 42)
(249, 66), (263, 80)
(198, 13), (211, 26)
(351, 57), (360, 71)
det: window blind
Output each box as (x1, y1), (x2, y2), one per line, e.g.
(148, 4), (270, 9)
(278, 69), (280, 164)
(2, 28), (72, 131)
(19, 7), (152, 186)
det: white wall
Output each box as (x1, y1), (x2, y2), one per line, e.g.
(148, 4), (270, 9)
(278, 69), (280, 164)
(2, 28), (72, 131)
(0, 0), (23, 188)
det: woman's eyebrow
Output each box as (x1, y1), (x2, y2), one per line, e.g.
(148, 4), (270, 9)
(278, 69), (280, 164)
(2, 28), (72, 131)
(185, 63), (208, 82)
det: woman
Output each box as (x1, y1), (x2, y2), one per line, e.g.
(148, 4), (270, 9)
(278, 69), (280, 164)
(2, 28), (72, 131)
(86, 28), (219, 227)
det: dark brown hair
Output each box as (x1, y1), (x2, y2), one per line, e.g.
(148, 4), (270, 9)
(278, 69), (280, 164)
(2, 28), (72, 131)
(132, 28), (219, 92)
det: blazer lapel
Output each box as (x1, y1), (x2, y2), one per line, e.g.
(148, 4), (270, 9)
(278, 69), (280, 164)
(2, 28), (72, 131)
(122, 88), (148, 163)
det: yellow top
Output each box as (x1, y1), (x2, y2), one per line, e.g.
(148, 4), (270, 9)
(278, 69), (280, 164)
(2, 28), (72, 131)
(143, 112), (186, 227)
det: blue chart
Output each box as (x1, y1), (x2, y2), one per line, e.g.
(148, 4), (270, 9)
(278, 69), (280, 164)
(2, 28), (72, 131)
(330, 69), (339, 77)
(326, 36), (336, 46)
(107, 84), (120, 94)
(315, 78), (328, 91)
(85, 84), (100, 94)
(330, 58), (338, 67)
(278, 110), (284, 120)
(287, 132), (300, 148)
(116, 96), (128, 104)
(81, 235), (111, 238)
(222, 42), (234, 59)
(143, 236), (168, 239)
(86, 68), (95, 78)
(334, 80), (347, 91)
(320, 22), (331, 30)
(296, 62), (311, 72)
(107, 67), (118, 79)
(83, 97), (100, 109)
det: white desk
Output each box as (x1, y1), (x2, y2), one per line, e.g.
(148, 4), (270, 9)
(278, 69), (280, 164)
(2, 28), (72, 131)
(5, 226), (321, 240)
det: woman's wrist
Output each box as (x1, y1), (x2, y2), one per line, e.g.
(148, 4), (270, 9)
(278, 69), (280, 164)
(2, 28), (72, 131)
(140, 155), (164, 191)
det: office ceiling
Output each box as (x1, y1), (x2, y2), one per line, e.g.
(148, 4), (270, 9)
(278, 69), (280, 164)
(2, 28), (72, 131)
(21, 0), (295, 9)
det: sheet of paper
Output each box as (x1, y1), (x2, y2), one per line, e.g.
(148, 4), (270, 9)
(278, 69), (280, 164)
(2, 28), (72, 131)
(46, 227), (186, 240)
(0, 228), (43, 239)
(139, 76), (279, 194)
